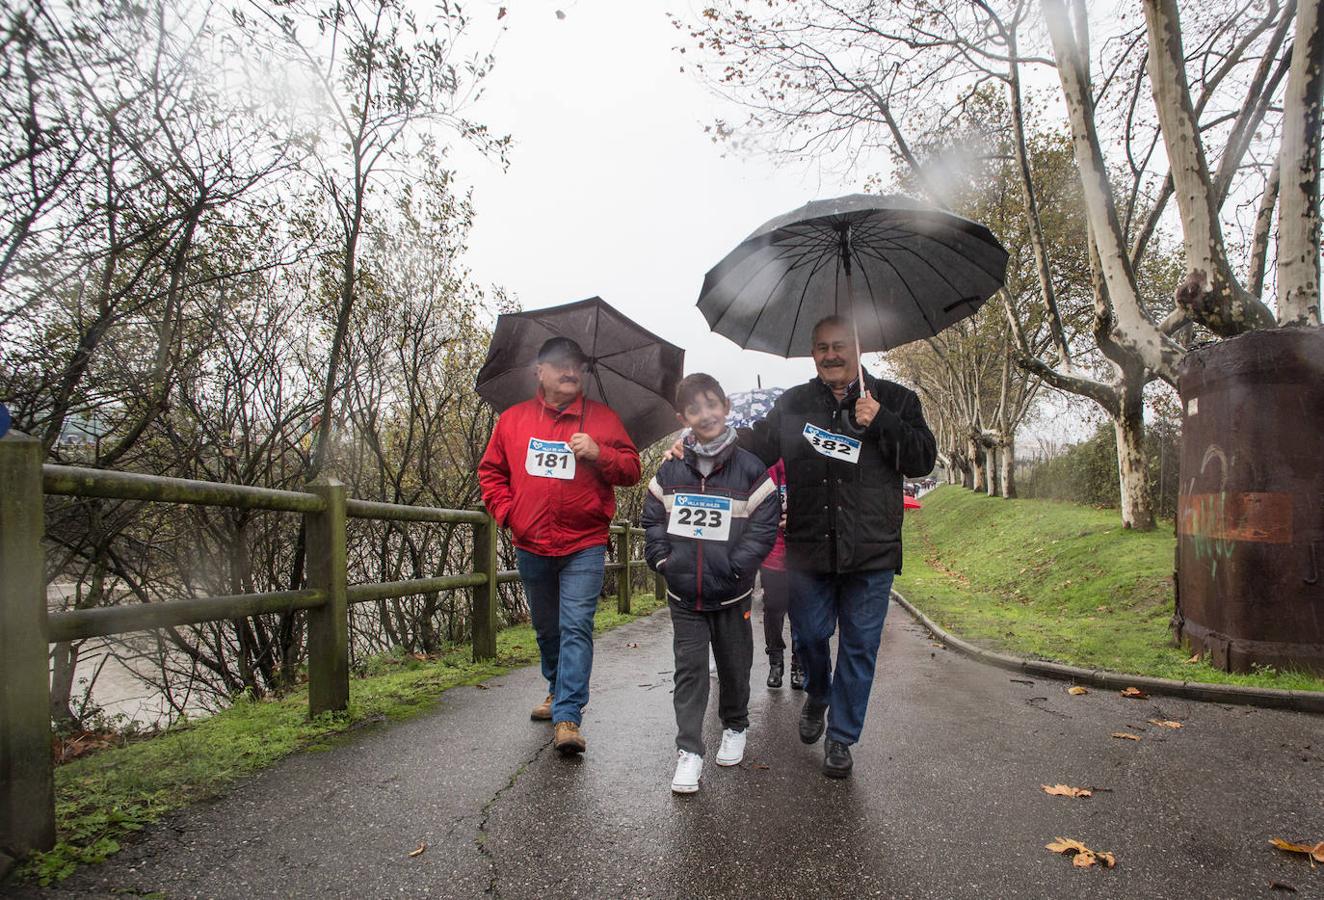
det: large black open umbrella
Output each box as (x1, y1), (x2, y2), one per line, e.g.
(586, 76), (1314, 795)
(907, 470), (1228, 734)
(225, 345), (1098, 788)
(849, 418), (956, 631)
(697, 194), (1008, 361)
(475, 297), (685, 449)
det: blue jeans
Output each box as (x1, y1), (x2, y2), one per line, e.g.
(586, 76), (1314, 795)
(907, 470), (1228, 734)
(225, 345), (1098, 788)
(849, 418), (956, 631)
(788, 569), (895, 746)
(515, 545), (606, 725)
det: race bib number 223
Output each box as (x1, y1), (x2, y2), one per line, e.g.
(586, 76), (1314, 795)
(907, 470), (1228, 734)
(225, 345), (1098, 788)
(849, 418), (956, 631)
(667, 493), (733, 542)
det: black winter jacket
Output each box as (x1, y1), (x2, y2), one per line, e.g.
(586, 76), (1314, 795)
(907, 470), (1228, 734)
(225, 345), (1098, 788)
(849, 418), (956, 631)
(739, 368), (936, 574)
(641, 439), (781, 612)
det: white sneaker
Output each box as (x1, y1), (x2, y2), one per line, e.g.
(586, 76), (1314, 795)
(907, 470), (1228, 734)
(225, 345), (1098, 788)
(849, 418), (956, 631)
(672, 750), (703, 793)
(716, 728), (746, 766)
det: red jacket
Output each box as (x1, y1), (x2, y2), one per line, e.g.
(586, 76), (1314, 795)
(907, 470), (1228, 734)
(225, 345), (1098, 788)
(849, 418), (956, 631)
(478, 390), (641, 557)
(761, 459), (788, 571)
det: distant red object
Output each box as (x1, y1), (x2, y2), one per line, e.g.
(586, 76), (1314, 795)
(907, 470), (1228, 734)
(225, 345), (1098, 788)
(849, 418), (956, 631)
(904, 496), (921, 510)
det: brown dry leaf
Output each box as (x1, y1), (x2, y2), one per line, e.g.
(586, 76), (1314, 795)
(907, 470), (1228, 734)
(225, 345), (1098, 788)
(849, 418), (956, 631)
(408, 841), (427, 858)
(1148, 719), (1183, 729)
(1046, 838), (1115, 869)
(1046, 838), (1090, 855)
(1067, 686), (1088, 696)
(1120, 687), (1148, 699)
(751, 762), (770, 770)
(1096, 851), (1117, 868)
(1111, 732), (1141, 741)
(1269, 838), (1324, 863)
(1042, 784), (1093, 799)
(1185, 652), (1202, 664)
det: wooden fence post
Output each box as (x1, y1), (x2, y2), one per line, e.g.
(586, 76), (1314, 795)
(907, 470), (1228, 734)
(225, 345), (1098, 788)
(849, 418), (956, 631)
(305, 476), (348, 716)
(0, 432), (56, 857)
(615, 525), (632, 614)
(471, 511), (498, 661)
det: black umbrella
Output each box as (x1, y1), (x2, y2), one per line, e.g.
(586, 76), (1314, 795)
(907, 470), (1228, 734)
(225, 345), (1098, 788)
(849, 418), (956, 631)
(475, 297), (685, 449)
(697, 194), (1009, 366)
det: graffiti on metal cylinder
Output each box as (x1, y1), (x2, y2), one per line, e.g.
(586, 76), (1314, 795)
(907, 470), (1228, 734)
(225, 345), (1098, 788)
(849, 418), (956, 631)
(1178, 444), (1293, 578)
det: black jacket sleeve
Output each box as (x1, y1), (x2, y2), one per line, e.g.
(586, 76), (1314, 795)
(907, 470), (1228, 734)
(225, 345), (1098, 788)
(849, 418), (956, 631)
(728, 473), (782, 578)
(874, 387), (937, 477)
(641, 471), (672, 572)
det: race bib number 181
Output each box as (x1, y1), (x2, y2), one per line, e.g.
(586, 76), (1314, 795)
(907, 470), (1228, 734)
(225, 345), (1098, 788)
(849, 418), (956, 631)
(667, 493), (733, 542)
(803, 423), (861, 463)
(525, 438), (576, 479)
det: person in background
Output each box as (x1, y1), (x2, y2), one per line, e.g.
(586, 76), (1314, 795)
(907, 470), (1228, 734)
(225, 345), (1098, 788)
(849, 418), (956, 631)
(759, 459), (803, 690)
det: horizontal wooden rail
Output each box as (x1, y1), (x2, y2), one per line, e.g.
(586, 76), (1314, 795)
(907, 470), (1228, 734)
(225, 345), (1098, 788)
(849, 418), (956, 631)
(47, 589), (328, 643)
(347, 574), (487, 605)
(344, 498), (487, 525)
(44, 464), (325, 513)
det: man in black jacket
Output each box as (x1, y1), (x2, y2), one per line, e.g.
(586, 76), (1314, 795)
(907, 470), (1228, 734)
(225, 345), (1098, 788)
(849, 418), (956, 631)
(739, 316), (936, 778)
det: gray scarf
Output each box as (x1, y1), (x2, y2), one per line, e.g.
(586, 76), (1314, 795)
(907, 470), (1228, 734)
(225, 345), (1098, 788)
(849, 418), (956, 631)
(685, 426), (738, 476)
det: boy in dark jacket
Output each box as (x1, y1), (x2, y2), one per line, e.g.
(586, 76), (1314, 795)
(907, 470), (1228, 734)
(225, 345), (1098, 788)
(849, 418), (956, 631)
(643, 373), (780, 794)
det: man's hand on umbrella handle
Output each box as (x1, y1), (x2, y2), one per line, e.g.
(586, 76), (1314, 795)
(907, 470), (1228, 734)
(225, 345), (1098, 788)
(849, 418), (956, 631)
(569, 432), (600, 461)
(664, 438), (684, 461)
(855, 393), (880, 429)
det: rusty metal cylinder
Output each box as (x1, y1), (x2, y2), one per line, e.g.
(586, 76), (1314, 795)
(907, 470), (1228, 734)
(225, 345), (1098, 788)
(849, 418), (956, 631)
(1175, 326), (1324, 675)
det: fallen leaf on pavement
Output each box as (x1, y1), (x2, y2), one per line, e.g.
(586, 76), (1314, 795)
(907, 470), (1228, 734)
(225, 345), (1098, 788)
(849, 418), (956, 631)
(1042, 784), (1092, 799)
(1068, 686), (1088, 696)
(1148, 719), (1183, 729)
(1120, 687), (1148, 699)
(1269, 838), (1324, 863)
(625, 642), (640, 649)
(408, 842), (427, 857)
(1045, 838), (1115, 869)
(1111, 732), (1141, 741)
(751, 762), (770, 770)
(474, 683), (488, 690)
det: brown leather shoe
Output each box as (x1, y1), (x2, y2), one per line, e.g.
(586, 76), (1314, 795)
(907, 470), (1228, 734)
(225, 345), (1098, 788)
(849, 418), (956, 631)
(553, 721), (586, 755)
(530, 693), (553, 721)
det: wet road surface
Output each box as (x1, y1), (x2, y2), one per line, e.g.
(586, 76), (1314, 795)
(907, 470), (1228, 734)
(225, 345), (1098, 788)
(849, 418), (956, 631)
(13, 603), (1324, 899)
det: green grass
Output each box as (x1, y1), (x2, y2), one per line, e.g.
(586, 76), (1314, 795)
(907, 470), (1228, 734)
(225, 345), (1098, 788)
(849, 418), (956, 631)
(19, 593), (664, 886)
(896, 487), (1324, 693)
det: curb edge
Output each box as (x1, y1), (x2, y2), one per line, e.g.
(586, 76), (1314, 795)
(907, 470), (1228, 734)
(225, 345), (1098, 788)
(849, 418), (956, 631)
(891, 589), (1324, 716)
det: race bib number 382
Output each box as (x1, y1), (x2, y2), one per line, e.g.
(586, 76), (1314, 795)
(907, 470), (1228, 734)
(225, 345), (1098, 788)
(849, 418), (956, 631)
(667, 493), (733, 542)
(525, 438), (576, 479)
(803, 423), (861, 463)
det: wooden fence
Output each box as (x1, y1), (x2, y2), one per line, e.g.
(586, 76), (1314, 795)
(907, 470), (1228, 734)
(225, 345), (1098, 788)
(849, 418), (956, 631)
(0, 431), (658, 857)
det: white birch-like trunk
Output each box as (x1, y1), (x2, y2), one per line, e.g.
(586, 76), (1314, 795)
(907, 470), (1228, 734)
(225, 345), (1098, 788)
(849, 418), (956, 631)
(1276, 0), (1324, 326)
(985, 444), (999, 497)
(1000, 439), (1017, 499)
(1114, 390), (1156, 531)
(969, 436), (985, 492)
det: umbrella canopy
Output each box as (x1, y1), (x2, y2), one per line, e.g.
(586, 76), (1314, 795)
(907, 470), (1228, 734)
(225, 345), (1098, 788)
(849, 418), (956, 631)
(725, 386), (785, 430)
(475, 297), (685, 449)
(697, 193), (1009, 357)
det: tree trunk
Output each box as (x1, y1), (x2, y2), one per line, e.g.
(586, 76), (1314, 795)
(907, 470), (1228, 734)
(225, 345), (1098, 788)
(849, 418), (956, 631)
(985, 444), (999, 497)
(49, 642), (79, 728)
(1114, 386), (1156, 530)
(969, 436), (985, 492)
(1000, 439), (1017, 499)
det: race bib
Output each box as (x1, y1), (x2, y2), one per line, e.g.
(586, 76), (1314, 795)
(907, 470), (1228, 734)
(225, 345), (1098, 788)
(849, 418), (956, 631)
(525, 438), (576, 479)
(803, 423), (861, 463)
(667, 493), (733, 542)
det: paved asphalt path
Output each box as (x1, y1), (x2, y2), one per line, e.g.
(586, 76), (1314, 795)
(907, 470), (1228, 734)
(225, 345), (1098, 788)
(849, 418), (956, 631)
(10, 604), (1323, 899)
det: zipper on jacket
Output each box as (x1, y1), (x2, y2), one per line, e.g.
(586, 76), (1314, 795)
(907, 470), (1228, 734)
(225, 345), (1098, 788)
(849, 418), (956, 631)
(695, 475), (706, 611)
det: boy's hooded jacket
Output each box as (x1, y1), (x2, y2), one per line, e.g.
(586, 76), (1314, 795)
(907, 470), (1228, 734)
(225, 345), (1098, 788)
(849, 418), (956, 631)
(642, 436), (781, 611)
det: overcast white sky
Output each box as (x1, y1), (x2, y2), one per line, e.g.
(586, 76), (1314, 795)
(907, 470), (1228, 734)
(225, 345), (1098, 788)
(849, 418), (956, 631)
(452, 0), (865, 395)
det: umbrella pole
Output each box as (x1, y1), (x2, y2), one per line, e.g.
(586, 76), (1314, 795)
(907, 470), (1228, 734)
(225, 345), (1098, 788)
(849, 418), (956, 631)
(841, 227), (864, 389)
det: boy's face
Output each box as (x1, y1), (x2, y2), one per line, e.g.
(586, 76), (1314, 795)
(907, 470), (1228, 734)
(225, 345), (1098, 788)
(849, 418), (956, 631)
(677, 390), (730, 443)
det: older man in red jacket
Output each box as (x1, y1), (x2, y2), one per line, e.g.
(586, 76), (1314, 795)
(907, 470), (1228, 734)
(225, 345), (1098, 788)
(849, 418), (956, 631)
(478, 337), (641, 755)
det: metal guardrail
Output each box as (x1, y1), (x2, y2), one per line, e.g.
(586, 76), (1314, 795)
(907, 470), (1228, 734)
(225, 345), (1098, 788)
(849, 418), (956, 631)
(0, 432), (657, 857)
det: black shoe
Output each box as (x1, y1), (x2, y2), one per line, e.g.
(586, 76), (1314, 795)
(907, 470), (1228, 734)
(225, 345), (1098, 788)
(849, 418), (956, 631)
(766, 658), (784, 689)
(823, 740), (853, 778)
(789, 663), (805, 691)
(798, 699), (827, 744)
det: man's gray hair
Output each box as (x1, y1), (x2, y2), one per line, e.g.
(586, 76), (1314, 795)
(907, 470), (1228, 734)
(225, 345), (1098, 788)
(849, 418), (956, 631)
(811, 314), (855, 344)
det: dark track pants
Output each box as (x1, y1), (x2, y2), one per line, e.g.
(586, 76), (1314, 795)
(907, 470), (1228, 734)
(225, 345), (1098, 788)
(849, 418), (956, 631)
(670, 597), (753, 757)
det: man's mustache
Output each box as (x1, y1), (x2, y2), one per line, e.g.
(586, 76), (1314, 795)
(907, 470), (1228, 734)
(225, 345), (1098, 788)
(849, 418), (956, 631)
(822, 358), (846, 367)
(558, 375), (580, 384)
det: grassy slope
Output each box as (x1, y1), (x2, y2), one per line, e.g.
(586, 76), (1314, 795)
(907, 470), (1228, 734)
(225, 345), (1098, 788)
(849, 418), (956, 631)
(895, 487), (1324, 693)
(21, 594), (663, 885)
